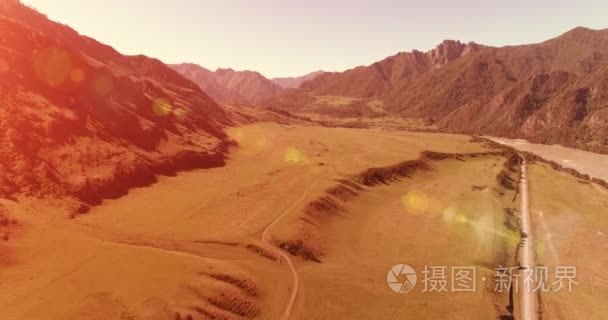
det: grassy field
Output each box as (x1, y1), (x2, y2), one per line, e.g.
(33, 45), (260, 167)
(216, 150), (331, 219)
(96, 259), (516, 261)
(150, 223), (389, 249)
(274, 154), (520, 319)
(302, 95), (435, 130)
(528, 163), (608, 320)
(0, 122), (522, 319)
(313, 95), (361, 106)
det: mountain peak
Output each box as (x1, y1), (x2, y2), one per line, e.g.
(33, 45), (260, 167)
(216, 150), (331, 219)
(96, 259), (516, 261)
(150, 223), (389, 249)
(428, 40), (480, 67)
(216, 67), (236, 73)
(560, 26), (608, 40)
(568, 26), (595, 33)
(172, 63), (283, 104)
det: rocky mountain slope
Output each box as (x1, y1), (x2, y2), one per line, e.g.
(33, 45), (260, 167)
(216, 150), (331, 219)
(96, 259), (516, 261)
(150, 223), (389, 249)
(171, 63), (283, 105)
(274, 29), (608, 152)
(388, 27), (608, 150)
(0, 0), (231, 210)
(272, 71), (325, 89)
(264, 41), (480, 119)
(301, 40), (481, 98)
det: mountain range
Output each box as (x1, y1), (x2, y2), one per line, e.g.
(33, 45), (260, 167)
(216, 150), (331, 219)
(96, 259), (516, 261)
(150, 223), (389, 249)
(170, 63), (285, 105)
(272, 71), (326, 89)
(1, 0), (607, 210)
(170, 64), (326, 105)
(0, 0), (230, 209)
(270, 30), (608, 152)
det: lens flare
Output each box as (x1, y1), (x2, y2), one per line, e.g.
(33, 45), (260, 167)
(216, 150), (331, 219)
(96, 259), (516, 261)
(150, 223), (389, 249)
(94, 74), (113, 96)
(284, 148), (305, 164)
(536, 241), (546, 256)
(153, 98), (173, 116)
(256, 136), (268, 150)
(442, 206), (457, 221)
(229, 128), (270, 154)
(232, 128), (244, 141)
(33, 47), (72, 87)
(536, 210), (560, 265)
(456, 213), (468, 224)
(442, 206), (474, 225)
(70, 68), (86, 83)
(173, 108), (189, 122)
(442, 199), (520, 249)
(401, 190), (429, 214)
(506, 230), (520, 247)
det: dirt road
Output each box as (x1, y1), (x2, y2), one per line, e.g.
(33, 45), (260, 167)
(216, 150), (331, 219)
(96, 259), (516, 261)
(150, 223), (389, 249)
(519, 160), (537, 320)
(261, 175), (323, 320)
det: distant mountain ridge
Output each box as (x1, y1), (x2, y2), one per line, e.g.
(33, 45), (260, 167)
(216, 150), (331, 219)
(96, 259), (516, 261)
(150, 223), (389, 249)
(271, 29), (608, 153)
(272, 71), (325, 89)
(170, 63), (283, 105)
(301, 40), (481, 98)
(386, 27), (608, 149)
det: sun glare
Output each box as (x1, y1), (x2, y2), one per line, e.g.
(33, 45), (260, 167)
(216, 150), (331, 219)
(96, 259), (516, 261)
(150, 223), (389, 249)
(33, 47), (71, 87)
(284, 147), (305, 164)
(401, 190), (430, 214)
(153, 98), (173, 116)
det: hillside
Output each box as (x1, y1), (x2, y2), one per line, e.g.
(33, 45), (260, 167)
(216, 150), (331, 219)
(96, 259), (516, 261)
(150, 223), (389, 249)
(388, 27), (608, 151)
(273, 29), (608, 152)
(0, 0), (231, 211)
(272, 70), (325, 89)
(171, 63), (283, 105)
(263, 41), (479, 121)
(301, 40), (481, 98)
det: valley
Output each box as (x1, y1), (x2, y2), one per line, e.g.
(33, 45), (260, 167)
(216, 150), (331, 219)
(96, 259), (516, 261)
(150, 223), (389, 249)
(0, 123), (513, 319)
(1, 1), (607, 319)
(3, 122), (605, 319)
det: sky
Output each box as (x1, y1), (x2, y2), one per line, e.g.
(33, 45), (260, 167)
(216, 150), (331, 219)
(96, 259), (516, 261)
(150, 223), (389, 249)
(23, 0), (608, 78)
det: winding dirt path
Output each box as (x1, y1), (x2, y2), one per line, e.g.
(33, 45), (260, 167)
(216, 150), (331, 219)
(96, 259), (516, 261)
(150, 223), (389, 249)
(261, 175), (323, 320)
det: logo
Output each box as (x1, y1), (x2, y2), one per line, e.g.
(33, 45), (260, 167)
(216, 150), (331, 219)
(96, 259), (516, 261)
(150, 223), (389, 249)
(387, 264), (417, 293)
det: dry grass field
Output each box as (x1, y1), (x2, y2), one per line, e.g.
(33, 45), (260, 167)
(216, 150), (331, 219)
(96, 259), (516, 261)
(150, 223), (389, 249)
(528, 164), (608, 320)
(1, 122), (605, 319)
(0, 123), (496, 319)
(279, 154), (520, 319)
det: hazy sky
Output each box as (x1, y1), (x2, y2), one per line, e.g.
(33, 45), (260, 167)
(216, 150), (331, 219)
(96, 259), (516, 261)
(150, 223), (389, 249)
(23, 0), (608, 78)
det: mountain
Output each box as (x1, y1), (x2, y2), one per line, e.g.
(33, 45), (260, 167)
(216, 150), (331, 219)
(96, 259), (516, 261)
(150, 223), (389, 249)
(171, 63), (283, 105)
(0, 0), (231, 210)
(272, 71), (325, 89)
(264, 40), (482, 119)
(274, 29), (608, 152)
(301, 40), (481, 98)
(386, 27), (608, 149)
